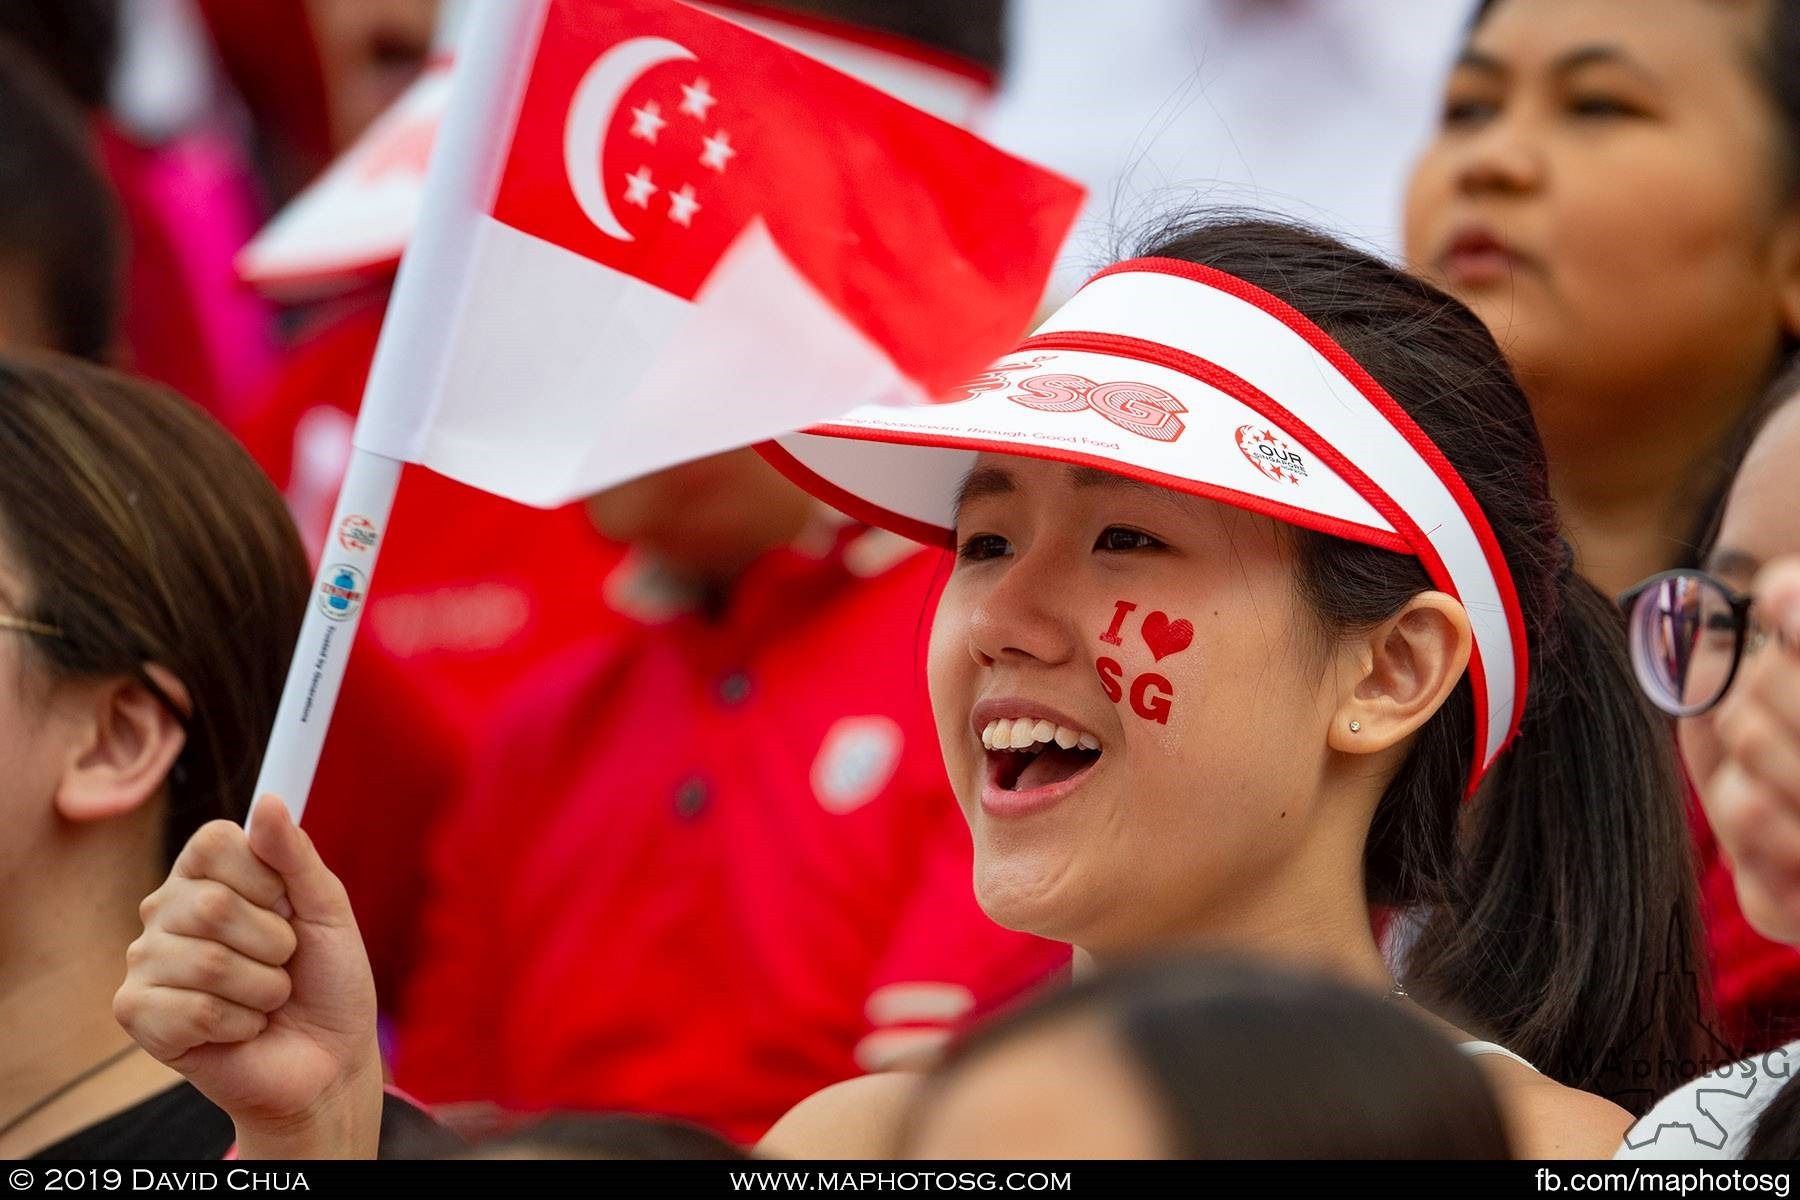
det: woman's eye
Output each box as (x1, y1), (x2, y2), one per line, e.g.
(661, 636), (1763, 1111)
(1568, 94), (1638, 119)
(956, 533), (1011, 562)
(1444, 95), (1499, 127)
(1095, 527), (1163, 553)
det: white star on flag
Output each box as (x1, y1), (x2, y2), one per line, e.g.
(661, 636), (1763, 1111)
(628, 100), (666, 143)
(699, 129), (736, 173)
(622, 165), (658, 208)
(667, 183), (701, 226)
(679, 77), (717, 120)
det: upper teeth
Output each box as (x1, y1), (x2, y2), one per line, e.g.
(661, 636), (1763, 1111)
(980, 718), (1100, 753)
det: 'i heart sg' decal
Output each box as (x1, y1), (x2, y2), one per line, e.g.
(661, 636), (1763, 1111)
(1140, 611), (1194, 661)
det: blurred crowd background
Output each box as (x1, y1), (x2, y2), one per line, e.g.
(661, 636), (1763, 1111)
(8, 0), (1800, 1160)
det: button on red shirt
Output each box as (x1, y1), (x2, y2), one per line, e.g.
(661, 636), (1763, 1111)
(388, 528), (1070, 1142)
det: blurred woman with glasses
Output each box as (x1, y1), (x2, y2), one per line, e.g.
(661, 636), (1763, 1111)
(1617, 368), (1800, 1159)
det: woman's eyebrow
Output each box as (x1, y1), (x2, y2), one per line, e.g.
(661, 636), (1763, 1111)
(1454, 48), (1506, 78)
(1553, 44), (1661, 87)
(954, 465), (1016, 517)
(1705, 546), (1762, 585)
(1069, 466), (1205, 518)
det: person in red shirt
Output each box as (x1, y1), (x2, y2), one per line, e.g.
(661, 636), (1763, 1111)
(386, 460), (1068, 1142)
(243, 308), (1064, 1138)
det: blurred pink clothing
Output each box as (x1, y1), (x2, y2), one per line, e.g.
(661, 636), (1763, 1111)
(98, 117), (278, 424)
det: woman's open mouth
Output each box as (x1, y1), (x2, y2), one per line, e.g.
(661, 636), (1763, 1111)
(978, 716), (1103, 817)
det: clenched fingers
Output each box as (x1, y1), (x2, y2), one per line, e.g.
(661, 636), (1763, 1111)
(125, 929), (293, 1013)
(113, 984), (270, 1063)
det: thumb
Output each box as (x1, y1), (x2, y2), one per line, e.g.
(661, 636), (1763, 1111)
(246, 795), (351, 927)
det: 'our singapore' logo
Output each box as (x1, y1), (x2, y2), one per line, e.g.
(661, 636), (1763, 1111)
(317, 564), (368, 621)
(1235, 425), (1309, 485)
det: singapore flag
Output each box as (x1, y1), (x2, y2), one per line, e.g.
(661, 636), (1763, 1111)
(349, 0), (1084, 509)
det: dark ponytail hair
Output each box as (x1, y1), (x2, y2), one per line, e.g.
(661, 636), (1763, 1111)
(1134, 215), (1704, 1113)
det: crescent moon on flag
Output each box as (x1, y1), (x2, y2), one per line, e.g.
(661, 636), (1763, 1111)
(563, 35), (697, 242)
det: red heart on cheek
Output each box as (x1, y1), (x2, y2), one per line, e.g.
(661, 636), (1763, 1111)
(1141, 611), (1194, 661)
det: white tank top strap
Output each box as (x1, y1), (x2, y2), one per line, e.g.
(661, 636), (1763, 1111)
(1459, 1039), (1539, 1073)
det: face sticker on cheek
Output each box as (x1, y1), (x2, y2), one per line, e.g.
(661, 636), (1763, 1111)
(1099, 600), (1137, 646)
(1129, 673), (1174, 725)
(1096, 603), (1189, 725)
(1096, 655), (1125, 703)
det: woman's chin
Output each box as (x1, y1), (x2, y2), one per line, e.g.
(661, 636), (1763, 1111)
(1738, 879), (1800, 948)
(972, 850), (1093, 943)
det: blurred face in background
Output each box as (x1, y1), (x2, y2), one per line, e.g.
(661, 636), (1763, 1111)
(304, 0), (440, 150)
(905, 1016), (1171, 1159)
(1680, 396), (1800, 938)
(584, 448), (820, 583)
(1404, 0), (1800, 435)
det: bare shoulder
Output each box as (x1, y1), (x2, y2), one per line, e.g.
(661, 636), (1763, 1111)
(757, 1072), (928, 1160)
(1477, 1056), (1633, 1159)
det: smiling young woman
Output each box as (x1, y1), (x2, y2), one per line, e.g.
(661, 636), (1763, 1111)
(112, 217), (1704, 1160)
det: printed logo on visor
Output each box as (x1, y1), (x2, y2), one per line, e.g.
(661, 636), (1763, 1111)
(947, 356), (1055, 402)
(1008, 375), (1187, 443)
(946, 358), (1188, 443)
(1235, 425), (1309, 485)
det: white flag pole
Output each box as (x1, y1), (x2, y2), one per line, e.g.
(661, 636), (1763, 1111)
(251, 0), (550, 823)
(251, 448), (402, 822)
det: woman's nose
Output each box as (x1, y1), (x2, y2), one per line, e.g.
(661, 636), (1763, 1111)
(965, 548), (1082, 670)
(1455, 112), (1546, 197)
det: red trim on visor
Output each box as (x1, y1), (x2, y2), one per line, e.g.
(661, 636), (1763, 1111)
(758, 439), (956, 549)
(761, 428), (1411, 555)
(1088, 257), (1531, 771)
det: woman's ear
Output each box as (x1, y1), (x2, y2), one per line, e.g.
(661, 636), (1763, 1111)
(53, 663), (190, 823)
(1328, 592), (1473, 758)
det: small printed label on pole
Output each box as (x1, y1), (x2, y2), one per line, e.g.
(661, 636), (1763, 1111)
(338, 514), (379, 553)
(317, 564), (369, 621)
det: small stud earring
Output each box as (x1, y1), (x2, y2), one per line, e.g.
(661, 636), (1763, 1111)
(1348, 720), (1361, 733)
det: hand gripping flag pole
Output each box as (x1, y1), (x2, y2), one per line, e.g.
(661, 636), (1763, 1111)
(249, 1), (549, 823)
